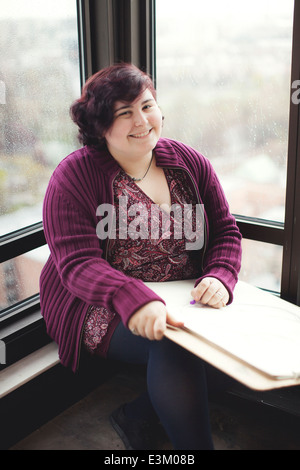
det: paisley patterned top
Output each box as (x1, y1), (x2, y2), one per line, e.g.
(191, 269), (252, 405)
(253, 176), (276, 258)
(83, 168), (202, 355)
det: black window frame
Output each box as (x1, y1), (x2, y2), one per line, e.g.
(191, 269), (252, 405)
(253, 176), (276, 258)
(0, 0), (300, 369)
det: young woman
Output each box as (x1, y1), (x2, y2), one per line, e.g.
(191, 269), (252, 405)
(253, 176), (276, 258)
(40, 63), (242, 450)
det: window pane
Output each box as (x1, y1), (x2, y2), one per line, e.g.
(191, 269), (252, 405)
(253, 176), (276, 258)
(156, 0), (294, 223)
(0, 245), (50, 311)
(239, 239), (282, 293)
(0, 0), (80, 236)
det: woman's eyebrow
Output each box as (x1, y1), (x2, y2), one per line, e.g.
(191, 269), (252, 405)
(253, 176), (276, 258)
(142, 98), (155, 106)
(114, 104), (131, 113)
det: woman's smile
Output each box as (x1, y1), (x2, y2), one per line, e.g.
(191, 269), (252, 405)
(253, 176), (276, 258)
(129, 128), (153, 139)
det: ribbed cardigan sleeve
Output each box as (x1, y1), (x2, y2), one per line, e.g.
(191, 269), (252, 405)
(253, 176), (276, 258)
(42, 165), (165, 329)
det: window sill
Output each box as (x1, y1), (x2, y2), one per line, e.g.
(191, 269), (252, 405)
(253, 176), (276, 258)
(0, 342), (59, 399)
(0, 299), (51, 369)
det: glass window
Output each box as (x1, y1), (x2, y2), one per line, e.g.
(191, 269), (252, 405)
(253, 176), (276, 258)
(239, 239), (282, 292)
(0, 245), (50, 311)
(156, 0), (294, 223)
(0, 0), (80, 236)
(156, 0), (294, 291)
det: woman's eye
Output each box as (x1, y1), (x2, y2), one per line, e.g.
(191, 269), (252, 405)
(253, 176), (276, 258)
(117, 111), (131, 118)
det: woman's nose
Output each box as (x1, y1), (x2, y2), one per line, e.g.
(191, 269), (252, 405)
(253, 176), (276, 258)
(133, 111), (147, 126)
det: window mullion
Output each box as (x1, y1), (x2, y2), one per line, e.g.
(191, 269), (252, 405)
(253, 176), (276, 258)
(77, 0), (116, 75)
(235, 216), (284, 246)
(76, 0), (93, 84)
(281, 0), (300, 305)
(0, 223), (46, 264)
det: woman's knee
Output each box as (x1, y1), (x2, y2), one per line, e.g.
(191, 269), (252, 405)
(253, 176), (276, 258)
(107, 321), (151, 364)
(149, 336), (205, 371)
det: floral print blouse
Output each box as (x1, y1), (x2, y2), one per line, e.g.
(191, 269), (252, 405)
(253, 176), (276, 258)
(83, 168), (201, 355)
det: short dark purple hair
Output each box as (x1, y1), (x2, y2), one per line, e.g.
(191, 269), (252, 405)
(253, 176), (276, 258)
(70, 63), (156, 148)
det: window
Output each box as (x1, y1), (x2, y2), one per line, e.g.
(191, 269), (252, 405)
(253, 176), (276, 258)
(0, 0), (80, 312)
(0, 245), (49, 311)
(155, 0), (294, 293)
(1, 0), (300, 367)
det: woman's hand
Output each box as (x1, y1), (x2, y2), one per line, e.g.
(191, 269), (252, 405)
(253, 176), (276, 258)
(128, 301), (184, 340)
(191, 277), (229, 309)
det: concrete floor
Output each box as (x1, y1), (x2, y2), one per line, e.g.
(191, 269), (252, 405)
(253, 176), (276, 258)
(10, 366), (300, 451)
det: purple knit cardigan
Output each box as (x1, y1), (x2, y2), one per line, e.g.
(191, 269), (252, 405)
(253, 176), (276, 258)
(40, 138), (242, 371)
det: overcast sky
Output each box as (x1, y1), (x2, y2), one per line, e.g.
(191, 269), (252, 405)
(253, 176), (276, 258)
(157, 0), (294, 20)
(1, 0), (76, 19)
(1, 0), (293, 20)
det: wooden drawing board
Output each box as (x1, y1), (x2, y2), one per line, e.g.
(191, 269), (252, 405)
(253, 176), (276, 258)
(145, 280), (300, 391)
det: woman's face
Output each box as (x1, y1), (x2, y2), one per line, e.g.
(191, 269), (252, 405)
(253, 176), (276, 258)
(104, 88), (163, 160)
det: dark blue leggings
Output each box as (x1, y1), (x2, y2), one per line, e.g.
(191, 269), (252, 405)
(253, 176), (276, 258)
(107, 321), (215, 450)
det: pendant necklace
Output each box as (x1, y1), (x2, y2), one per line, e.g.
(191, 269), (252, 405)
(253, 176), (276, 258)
(129, 153), (154, 182)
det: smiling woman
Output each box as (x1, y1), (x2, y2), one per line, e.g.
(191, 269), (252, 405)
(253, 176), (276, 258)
(40, 62), (241, 450)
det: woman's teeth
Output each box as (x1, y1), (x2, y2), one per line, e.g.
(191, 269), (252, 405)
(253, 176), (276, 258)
(130, 129), (151, 138)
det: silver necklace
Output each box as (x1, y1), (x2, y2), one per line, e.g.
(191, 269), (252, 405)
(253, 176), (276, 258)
(130, 153), (154, 182)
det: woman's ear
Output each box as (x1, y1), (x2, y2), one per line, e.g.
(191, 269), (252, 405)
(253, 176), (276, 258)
(157, 105), (164, 127)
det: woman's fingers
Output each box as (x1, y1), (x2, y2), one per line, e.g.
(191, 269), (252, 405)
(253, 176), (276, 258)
(128, 301), (168, 340)
(129, 278), (230, 341)
(128, 300), (185, 341)
(191, 277), (229, 309)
